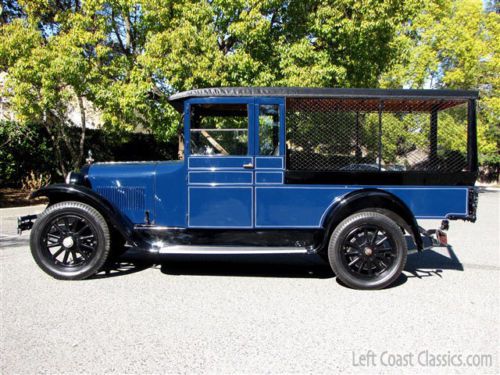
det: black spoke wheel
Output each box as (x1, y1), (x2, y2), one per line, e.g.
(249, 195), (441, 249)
(30, 201), (110, 280)
(341, 225), (397, 278)
(328, 212), (407, 290)
(41, 215), (98, 268)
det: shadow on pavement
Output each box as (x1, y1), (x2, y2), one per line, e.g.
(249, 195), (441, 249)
(405, 245), (463, 279)
(91, 243), (463, 286)
(477, 187), (498, 194)
(159, 254), (334, 279)
(0, 235), (30, 248)
(92, 259), (153, 279)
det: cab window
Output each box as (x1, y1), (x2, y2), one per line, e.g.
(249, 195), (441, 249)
(258, 104), (280, 155)
(190, 104), (249, 156)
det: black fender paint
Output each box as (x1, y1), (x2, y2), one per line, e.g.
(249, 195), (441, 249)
(31, 183), (134, 241)
(320, 188), (423, 251)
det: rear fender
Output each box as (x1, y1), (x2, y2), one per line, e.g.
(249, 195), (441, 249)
(320, 188), (423, 251)
(31, 183), (134, 241)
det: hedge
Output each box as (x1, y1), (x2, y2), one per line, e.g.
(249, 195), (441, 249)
(0, 121), (178, 187)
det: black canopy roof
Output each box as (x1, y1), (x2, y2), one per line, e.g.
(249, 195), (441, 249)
(168, 86), (479, 112)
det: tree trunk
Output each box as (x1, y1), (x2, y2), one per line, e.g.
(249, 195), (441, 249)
(43, 120), (66, 177)
(76, 95), (87, 169)
(124, 10), (132, 53)
(178, 132), (184, 160)
(48, 109), (80, 171)
(56, 116), (78, 168)
(111, 9), (127, 54)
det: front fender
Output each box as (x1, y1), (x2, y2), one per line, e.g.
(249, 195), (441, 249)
(31, 183), (134, 240)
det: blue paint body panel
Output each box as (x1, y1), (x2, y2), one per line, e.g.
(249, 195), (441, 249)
(189, 171), (253, 185)
(188, 156), (253, 169)
(255, 172), (283, 184)
(255, 187), (347, 227)
(88, 163), (156, 224)
(187, 155), (253, 227)
(387, 188), (467, 219)
(255, 186), (467, 228)
(154, 161), (187, 227)
(189, 187), (253, 228)
(84, 95), (472, 231)
(255, 157), (284, 169)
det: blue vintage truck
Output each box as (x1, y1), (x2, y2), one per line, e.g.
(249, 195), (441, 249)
(19, 87), (479, 289)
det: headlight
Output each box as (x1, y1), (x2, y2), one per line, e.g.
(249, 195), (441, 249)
(65, 171), (84, 185)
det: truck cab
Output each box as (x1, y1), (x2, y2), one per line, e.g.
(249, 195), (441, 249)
(22, 87), (479, 289)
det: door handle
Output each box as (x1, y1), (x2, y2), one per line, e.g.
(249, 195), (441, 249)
(243, 163), (254, 169)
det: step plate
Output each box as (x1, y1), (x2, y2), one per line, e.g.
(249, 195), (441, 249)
(157, 245), (308, 255)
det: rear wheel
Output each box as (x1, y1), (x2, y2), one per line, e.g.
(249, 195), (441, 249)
(328, 211), (407, 290)
(30, 201), (110, 280)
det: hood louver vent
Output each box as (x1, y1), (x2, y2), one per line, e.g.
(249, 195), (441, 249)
(95, 186), (146, 212)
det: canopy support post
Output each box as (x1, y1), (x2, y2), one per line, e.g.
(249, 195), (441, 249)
(378, 101), (383, 170)
(430, 105), (438, 166)
(355, 111), (361, 162)
(467, 99), (478, 172)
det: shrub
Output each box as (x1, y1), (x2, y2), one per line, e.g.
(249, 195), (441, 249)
(0, 121), (178, 187)
(21, 171), (51, 196)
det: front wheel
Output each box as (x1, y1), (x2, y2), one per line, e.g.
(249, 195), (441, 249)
(30, 201), (110, 280)
(328, 212), (407, 290)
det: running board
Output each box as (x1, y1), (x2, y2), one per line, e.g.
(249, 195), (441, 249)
(156, 245), (309, 255)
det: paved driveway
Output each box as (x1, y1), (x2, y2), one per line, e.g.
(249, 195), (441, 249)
(1, 190), (498, 374)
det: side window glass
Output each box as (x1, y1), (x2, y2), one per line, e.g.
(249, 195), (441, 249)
(190, 104), (248, 156)
(259, 105), (280, 155)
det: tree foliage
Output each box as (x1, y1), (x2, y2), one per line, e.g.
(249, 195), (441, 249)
(381, 0), (499, 167)
(0, 0), (498, 177)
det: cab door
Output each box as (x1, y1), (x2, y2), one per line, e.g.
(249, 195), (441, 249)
(253, 98), (286, 227)
(186, 98), (255, 228)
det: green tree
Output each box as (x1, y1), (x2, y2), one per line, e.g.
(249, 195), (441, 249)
(0, 0), (169, 173)
(1, 1), (106, 174)
(141, 0), (424, 155)
(6, 0), (488, 176)
(381, 0), (499, 170)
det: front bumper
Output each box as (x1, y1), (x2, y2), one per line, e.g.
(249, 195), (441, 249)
(17, 215), (37, 234)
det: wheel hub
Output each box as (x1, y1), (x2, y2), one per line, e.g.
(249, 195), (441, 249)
(62, 236), (75, 248)
(364, 247), (373, 256)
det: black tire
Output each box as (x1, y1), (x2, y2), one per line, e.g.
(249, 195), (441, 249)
(30, 201), (110, 280)
(328, 211), (407, 290)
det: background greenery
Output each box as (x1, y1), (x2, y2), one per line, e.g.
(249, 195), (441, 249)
(0, 0), (498, 185)
(0, 120), (178, 186)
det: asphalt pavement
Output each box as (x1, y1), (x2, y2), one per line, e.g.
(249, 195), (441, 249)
(1, 190), (499, 374)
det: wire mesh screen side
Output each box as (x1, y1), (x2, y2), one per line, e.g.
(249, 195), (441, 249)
(286, 102), (380, 171)
(436, 103), (468, 172)
(285, 98), (469, 173)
